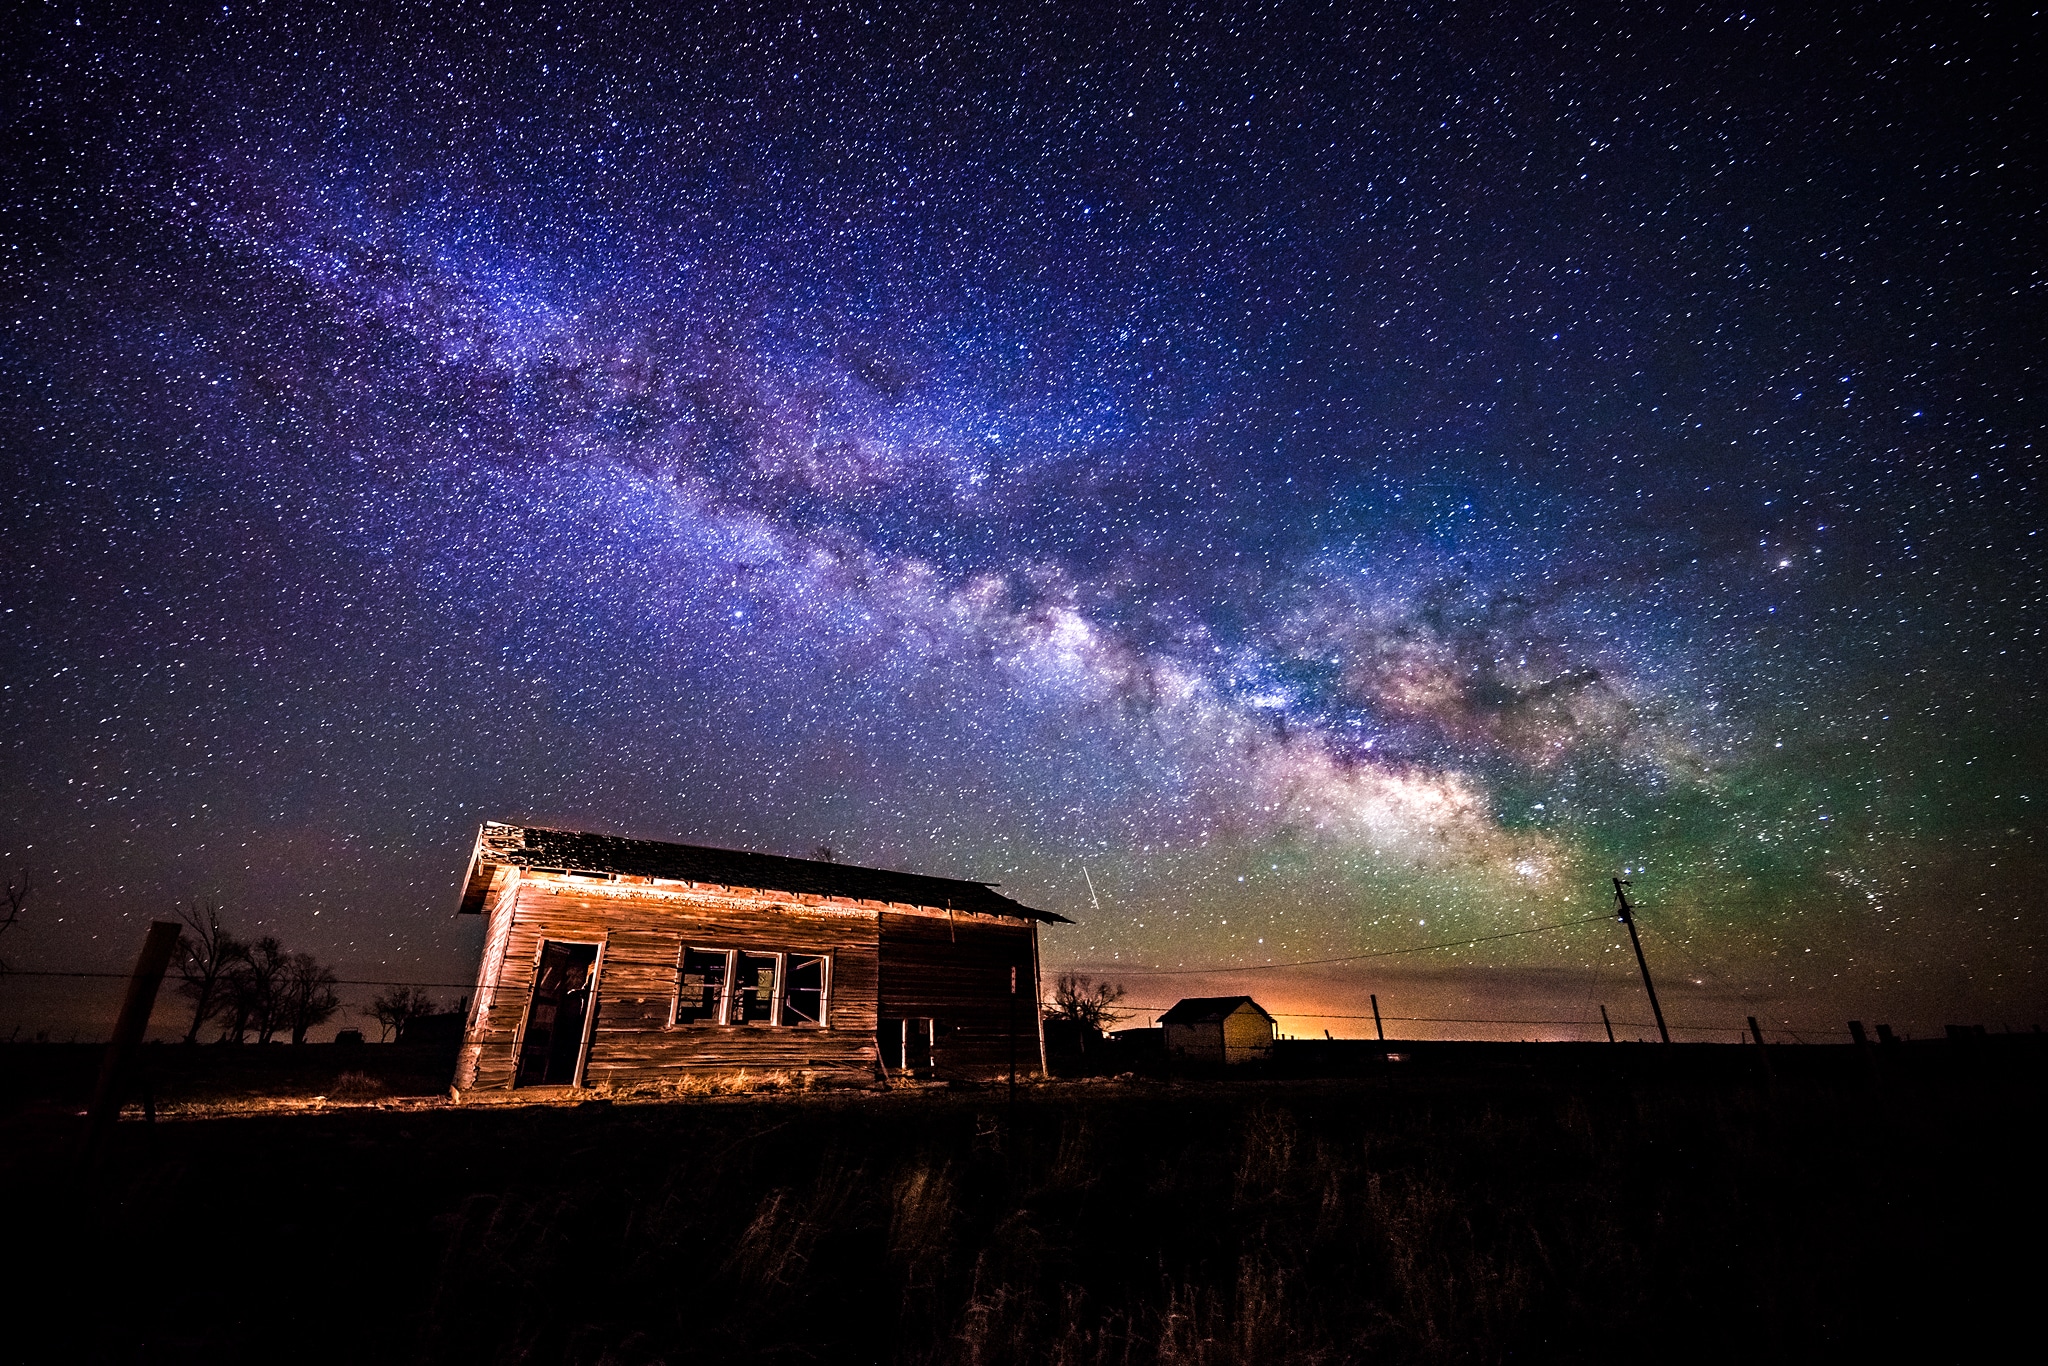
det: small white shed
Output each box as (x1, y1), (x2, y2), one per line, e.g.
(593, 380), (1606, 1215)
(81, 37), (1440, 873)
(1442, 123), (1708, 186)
(1159, 996), (1277, 1064)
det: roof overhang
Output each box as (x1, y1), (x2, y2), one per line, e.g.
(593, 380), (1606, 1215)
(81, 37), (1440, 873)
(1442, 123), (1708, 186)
(455, 821), (1073, 923)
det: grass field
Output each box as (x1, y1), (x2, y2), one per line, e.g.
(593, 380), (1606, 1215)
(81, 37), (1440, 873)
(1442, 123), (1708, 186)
(4, 1041), (2042, 1364)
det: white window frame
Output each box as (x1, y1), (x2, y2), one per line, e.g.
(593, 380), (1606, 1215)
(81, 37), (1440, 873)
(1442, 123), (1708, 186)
(669, 947), (832, 1029)
(781, 952), (832, 1030)
(672, 945), (736, 1027)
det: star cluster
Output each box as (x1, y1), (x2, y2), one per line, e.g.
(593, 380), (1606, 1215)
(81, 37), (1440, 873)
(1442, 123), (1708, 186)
(3, 1), (2041, 1037)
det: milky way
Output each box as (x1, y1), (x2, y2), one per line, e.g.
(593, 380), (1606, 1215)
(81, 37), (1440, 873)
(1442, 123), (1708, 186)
(4, 2), (2041, 1039)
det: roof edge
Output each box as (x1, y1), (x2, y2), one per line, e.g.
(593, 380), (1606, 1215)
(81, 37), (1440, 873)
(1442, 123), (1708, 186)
(461, 821), (1073, 924)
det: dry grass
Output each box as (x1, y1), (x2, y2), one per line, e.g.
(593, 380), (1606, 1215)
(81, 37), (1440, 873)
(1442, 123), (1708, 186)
(16, 1059), (2046, 1365)
(329, 1069), (389, 1100)
(589, 1067), (831, 1101)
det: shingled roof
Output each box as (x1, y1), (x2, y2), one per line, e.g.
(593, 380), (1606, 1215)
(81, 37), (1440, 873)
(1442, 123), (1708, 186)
(459, 821), (1070, 923)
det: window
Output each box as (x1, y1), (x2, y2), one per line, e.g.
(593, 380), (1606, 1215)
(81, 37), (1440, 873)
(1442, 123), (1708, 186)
(782, 955), (827, 1027)
(675, 947), (728, 1025)
(734, 953), (778, 1024)
(672, 948), (830, 1028)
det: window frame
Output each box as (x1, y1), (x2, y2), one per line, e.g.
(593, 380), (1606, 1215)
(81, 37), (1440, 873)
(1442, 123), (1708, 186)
(731, 950), (781, 1026)
(669, 946), (832, 1030)
(780, 952), (831, 1029)
(671, 945), (734, 1027)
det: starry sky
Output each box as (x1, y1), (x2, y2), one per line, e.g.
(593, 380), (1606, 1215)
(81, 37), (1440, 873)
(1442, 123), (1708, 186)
(3, 1), (2041, 1041)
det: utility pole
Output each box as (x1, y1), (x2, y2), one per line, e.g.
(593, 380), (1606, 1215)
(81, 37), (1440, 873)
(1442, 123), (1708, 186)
(1370, 993), (1385, 1042)
(1612, 878), (1670, 1044)
(1600, 1003), (1616, 1043)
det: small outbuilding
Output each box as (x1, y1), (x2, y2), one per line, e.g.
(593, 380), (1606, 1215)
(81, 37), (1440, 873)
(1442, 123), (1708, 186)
(1158, 996), (1277, 1064)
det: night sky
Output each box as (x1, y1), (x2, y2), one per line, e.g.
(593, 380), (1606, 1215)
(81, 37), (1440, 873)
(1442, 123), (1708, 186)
(4, 2), (2041, 1041)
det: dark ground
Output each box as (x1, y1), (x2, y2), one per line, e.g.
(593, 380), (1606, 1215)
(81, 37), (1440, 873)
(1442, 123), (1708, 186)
(3, 1038), (2042, 1364)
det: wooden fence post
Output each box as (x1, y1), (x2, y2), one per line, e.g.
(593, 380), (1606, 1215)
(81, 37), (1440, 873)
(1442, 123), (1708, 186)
(85, 920), (183, 1160)
(1747, 1015), (1775, 1082)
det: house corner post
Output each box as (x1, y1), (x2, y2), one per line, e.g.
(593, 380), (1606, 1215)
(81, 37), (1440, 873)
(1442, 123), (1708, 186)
(1032, 920), (1048, 1078)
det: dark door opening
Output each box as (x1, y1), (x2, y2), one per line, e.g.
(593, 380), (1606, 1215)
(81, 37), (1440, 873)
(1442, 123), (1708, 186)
(878, 1017), (934, 1073)
(517, 941), (599, 1087)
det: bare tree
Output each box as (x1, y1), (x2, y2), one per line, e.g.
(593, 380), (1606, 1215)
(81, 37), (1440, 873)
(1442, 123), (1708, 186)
(216, 935), (287, 1043)
(217, 960), (257, 1043)
(365, 986), (438, 1043)
(0, 867), (31, 973)
(174, 901), (248, 1044)
(247, 938), (290, 1044)
(1045, 973), (1129, 1045)
(279, 952), (343, 1045)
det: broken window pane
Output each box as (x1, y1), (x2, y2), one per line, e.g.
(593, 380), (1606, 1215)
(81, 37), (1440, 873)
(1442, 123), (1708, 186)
(734, 952), (778, 1024)
(675, 947), (729, 1025)
(782, 955), (827, 1027)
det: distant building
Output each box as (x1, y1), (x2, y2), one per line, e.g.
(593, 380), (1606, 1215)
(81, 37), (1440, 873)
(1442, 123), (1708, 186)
(1158, 996), (1276, 1064)
(398, 1010), (466, 1048)
(452, 822), (1069, 1090)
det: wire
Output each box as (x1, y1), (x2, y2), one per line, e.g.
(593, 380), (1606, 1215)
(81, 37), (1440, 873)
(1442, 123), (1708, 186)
(5, 970), (478, 989)
(1102, 911), (1618, 976)
(4, 971), (1863, 1037)
(9, 911), (1615, 991)
(1107, 1004), (1847, 1032)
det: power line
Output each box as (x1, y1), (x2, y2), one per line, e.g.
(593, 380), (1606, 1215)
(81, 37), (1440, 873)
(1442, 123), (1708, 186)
(7, 909), (1624, 990)
(1108, 1004), (1851, 1032)
(1096, 911), (1619, 976)
(4, 970), (477, 989)
(2, 973), (1869, 1038)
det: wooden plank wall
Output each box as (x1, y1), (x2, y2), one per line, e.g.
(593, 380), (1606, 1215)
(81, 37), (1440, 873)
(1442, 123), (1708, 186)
(878, 912), (1041, 1078)
(453, 870), (521, 1090)
(460, 874), (883, 1090)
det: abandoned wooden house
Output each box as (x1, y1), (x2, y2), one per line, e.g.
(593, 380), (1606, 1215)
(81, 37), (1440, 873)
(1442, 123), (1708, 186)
(1159, 996), (1277, 1065)
(452, 822), (1069, 1090)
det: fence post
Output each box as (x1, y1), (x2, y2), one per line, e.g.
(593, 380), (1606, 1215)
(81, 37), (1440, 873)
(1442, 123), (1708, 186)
(85, 920), (183, 1160)
(1747, 1015), (1775, 1083)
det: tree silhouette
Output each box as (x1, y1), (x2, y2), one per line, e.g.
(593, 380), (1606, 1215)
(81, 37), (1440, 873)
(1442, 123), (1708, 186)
(279, 952), (343, 1045)
(1045, 973), (1129, 1040)
(247, 937), (292, 1044)
(174, 901), (248, 1044)
(365, 986), (438, 1042)
(1, 868), (32, 974)
(215, 936), (288, 1043)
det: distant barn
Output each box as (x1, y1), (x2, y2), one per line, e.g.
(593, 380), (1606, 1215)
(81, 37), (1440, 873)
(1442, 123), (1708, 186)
(452, 823), (1069, 1090)
(1159, 996), (1277, 1064)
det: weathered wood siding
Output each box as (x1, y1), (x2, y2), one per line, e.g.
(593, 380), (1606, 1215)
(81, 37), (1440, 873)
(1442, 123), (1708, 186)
(1163, 1021), (1223, 1063)
(1223, 1006), (1277, 1063)
(453, 868), (522, 1090)
(1162, 1007), (1275, 1065)
(458, 873), (883, 1090)
(877, 911), (1040, 1078)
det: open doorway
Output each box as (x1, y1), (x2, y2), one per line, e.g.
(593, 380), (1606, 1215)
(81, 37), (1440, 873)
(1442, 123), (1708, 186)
(517, 941), (600, 1087)
(878, 1017), (934, 1074)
